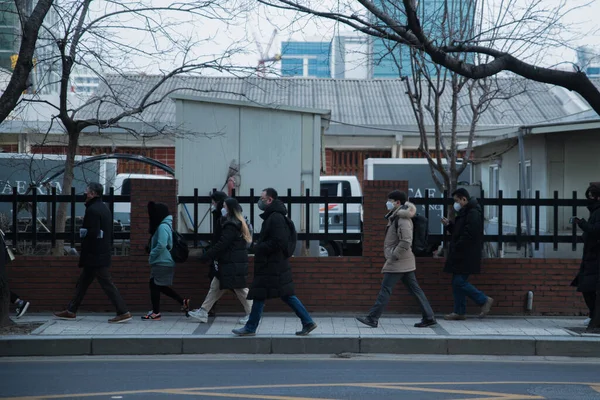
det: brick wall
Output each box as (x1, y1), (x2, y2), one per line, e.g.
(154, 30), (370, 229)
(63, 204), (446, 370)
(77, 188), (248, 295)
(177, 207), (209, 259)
(6, 179), (588, 316)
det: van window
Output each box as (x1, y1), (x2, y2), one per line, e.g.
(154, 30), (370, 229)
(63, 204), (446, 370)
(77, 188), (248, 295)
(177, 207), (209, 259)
(341, 181), (351, 197)
(320, 182), (338, 197)
(121, 179), (131, 196)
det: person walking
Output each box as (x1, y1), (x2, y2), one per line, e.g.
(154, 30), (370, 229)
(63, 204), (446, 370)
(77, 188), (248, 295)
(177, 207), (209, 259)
(442, 188), (493, 320)
(141, 201), (190, 320)
(189, 197), (253, 324)
(571, 183), (600, 332)
(232, 188), (317, 336)
(54, 182), (132, 323)
(356, 190), (436, 328)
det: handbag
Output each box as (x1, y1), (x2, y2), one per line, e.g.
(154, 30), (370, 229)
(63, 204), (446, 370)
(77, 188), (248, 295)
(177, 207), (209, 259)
(0, 229), (15, 263)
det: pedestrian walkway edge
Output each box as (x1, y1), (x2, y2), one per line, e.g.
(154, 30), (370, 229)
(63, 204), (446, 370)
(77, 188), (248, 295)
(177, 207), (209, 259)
(2, 335), (600, 357)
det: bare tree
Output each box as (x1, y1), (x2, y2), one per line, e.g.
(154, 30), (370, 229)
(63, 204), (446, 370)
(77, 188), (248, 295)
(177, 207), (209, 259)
(0, 0), (54, 124)
(258, 0), (600, 115)
(11, 0), (251, 253)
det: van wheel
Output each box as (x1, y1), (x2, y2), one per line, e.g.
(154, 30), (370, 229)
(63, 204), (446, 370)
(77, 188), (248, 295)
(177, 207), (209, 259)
(320, 241), (341, 257)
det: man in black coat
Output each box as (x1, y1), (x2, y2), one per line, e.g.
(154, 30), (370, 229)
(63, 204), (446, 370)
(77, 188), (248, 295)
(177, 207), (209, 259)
(54, 182), (131, 323)
(572, 183), (600, 331)
(442, 188), (493, 320)
(232, 188), (317, 336)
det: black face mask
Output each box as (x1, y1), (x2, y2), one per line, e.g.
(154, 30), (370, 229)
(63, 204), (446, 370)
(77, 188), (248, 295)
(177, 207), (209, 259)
(258, 199), (267, 211)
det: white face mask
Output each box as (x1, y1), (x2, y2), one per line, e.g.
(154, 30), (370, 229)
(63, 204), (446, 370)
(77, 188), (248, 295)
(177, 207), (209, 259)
(221, 208), (228, 217)
(210, 204), (216, 212)
(386, 201), (395, 211)
(453, 202), (462, 212)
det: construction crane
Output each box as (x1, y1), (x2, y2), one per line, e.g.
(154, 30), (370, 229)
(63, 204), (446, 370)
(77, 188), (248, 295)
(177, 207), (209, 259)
(254, 29), (281, 77)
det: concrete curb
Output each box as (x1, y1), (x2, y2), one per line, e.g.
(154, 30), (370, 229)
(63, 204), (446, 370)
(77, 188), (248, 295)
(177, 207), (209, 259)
(2, 335), (600, 357)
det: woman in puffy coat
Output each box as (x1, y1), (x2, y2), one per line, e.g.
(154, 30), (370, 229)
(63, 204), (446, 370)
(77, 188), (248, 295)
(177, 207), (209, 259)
(189, 197), (252, 324)
(142, 202), (190, 320)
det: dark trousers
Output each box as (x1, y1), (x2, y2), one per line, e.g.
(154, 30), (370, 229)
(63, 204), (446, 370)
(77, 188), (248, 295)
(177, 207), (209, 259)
(583, 291), (596, 318)
(368, 271), (435, 322)
(68, 267), (128, 315)
(10, 291), (18, 304)
(149, 278), (183, 314)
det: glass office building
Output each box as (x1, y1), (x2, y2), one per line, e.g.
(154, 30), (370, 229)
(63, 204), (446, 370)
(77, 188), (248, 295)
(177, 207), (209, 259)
(280, 41), (332, 78)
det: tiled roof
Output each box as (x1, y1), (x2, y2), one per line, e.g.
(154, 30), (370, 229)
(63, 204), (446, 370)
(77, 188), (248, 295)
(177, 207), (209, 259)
(76, 75), (600, 135)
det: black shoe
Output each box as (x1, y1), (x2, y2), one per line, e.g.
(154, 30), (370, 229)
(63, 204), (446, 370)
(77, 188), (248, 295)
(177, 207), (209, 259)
(296, 322), (318, 336)
(356, 316), (378, 328)
(414, 318), (437, 328)
(15, 300), (30, 319)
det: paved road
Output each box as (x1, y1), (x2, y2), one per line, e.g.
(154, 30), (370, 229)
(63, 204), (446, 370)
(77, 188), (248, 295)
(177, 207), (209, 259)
(1, 355), (600, 399)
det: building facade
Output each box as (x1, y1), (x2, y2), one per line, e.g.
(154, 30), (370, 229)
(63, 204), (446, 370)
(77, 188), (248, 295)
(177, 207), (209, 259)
(280, 41), (332, 78)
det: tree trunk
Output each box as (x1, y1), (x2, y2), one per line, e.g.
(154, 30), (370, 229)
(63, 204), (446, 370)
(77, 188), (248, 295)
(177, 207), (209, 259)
(53, 130), (80, 255)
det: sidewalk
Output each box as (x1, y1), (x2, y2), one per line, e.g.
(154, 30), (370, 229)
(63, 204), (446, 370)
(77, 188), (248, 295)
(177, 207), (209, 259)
(2, 313), (600, 357)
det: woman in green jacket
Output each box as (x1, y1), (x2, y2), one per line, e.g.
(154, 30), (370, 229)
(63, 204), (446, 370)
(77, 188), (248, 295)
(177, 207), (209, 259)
(143, 202), (190, 320)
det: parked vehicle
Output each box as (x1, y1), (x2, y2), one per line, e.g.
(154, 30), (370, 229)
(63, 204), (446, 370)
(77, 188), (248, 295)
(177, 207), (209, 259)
(319, 175), (363, 256)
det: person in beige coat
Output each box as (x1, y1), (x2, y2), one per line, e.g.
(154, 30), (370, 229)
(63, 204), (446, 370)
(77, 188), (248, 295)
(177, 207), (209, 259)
(357, 190), (436, 328)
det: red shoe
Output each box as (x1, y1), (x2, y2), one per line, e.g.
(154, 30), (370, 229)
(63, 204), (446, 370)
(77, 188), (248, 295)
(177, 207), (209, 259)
(141, 312), (161, 321)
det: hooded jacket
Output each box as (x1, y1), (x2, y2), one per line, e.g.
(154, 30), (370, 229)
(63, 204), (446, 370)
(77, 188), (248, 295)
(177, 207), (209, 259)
(148, 202), (174, 267)
(382, 202), (417, 273)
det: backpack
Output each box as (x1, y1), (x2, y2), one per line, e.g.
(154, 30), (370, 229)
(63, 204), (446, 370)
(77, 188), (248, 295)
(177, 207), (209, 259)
(395, 214), (429, 257)
(160, 223), (189, 263)
(243, 215), (254, 249)
(282, 216), (298, 258)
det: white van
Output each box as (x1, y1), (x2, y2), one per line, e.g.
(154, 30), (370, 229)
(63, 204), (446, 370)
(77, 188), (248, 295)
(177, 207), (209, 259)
(112, 173), (173, 230)
(319, 175), (363, 256)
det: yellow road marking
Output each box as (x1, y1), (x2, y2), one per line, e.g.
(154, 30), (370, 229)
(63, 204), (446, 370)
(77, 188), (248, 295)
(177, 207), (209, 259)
(2, 381), (599, 400)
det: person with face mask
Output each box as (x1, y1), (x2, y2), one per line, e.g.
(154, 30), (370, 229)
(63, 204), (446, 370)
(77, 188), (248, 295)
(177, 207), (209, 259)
(232, 188), (317, 336)
(441, 188), (493, 320)
(356, 190), (436, 328)
(189, 197), (253, 324)
(571, 183), (600, 332)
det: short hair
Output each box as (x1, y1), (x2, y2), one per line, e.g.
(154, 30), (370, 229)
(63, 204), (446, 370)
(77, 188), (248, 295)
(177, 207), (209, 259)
(387, 190), (407, 204)
(452, 188), (471, 200)
(586, 184), (600, 199)
(210, 191), (228, 203)
(262, 187), (278, 200)
(87, 182), (103, 197)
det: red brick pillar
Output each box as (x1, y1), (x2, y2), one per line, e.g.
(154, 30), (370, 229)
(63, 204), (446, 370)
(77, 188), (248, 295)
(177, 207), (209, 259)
(129, 179), (178, 256)
(362, 180), (409, 260)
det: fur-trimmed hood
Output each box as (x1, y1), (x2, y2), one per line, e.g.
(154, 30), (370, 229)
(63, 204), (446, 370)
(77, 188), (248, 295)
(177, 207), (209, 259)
(386, 201), (417, 220)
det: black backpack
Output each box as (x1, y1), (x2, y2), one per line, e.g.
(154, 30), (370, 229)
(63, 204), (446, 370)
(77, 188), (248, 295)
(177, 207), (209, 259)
(282, 216), (297, 258)
(395, 214), (429, 257)
(160, 223), (189, 263)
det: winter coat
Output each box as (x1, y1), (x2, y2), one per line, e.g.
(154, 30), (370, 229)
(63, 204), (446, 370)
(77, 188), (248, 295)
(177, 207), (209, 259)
(572, 202), (600, 293)
(149, 215), (174, 267)
(444, 197), (484, 275)
(207, 209), (225, 280)
(247, 199), (295, 300)
(203, 218), (249, 290)
(382, 202), (417, 274)
(79, 197), (113, 268)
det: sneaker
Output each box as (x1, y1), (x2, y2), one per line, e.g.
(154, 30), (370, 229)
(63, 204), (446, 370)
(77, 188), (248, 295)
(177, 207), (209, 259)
(444, 313), (467, 321)
(584, 317), (591, 326)
(414, 318), (437, 328)
(296, 322), (318, 336)
(238, 314), (250, 325)
(108, 312), (132, 324)
(356, 316), (378, 328)
(15, 300), (30, 319)
(141, 311), (161, 321)
(232, 327), (256, 336)
(188, 308), (208, 323)
(54, 310), (76, 320)
(479, 297), (494, 318)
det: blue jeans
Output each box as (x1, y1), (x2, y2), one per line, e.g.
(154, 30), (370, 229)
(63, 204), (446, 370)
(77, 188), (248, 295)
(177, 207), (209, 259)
(452, 274), (487, 315)
(245, 295), (314, 333)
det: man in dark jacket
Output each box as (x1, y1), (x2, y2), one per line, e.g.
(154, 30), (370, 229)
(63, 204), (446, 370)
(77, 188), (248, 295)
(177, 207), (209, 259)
(572, 183), (600, 331)
(54, 182), (131, 323)
(442, 188), (493, 320)
(232, 188), (317, 336)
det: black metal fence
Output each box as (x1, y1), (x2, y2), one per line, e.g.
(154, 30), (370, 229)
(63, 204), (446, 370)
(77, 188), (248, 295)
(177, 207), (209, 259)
(0, 187), (129, 251)
(0, 186), (589, 254)
(413, 189), (586, 252)
(178, 188), (363, 249)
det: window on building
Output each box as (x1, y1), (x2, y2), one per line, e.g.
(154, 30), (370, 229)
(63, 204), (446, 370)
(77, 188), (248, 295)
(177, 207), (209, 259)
(488, 165), (500, 220)
(518, 160), (532, 224)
